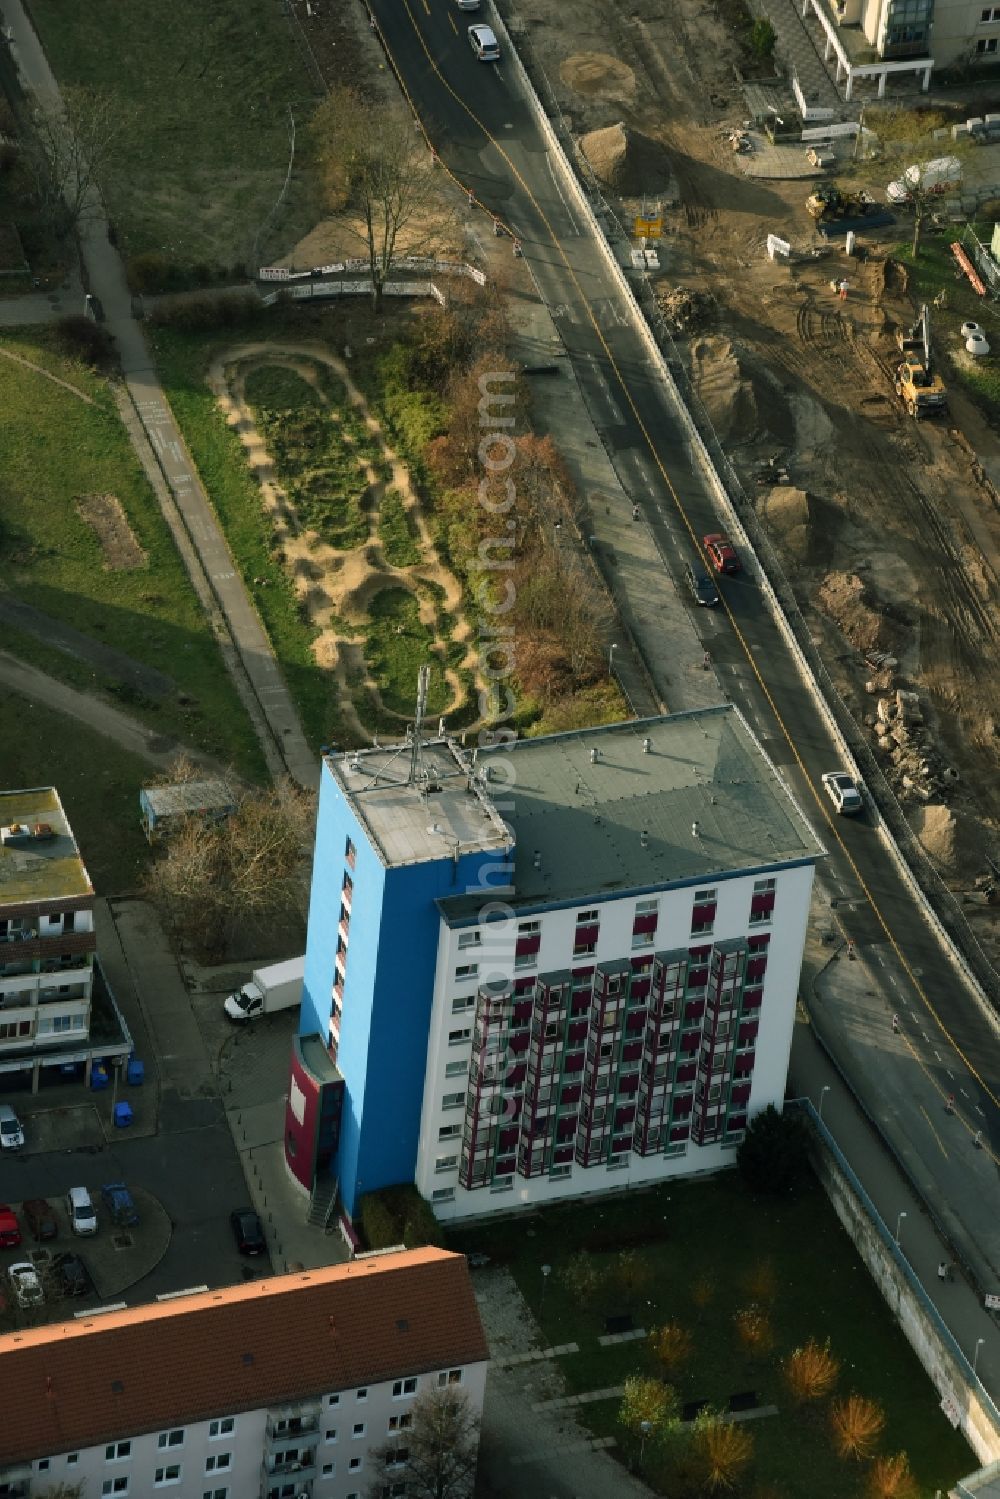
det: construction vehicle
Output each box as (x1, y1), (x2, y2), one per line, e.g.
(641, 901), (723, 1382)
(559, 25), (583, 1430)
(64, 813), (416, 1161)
(894, 304), (947, 418)
(806, 183), (878, 222)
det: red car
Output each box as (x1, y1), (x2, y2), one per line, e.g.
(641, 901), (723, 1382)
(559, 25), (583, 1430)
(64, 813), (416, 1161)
(0, 1204), (22, 1248)
(703, 532), (742, 576)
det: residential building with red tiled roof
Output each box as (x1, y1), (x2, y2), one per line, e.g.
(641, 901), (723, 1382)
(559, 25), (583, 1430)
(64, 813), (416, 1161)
(0, 1246), (488, 1499)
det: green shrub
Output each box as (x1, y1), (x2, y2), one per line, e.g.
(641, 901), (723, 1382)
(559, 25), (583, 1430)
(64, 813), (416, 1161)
(127, 252), (186, 294)
(750, 17), (776, 58)
(54, 314), (117, 370)
(358, 1184), (444, 1250)
(148, 290), (260, 331)
(358, 1191), (402, 1251)
(737, 1104), (812, 1196)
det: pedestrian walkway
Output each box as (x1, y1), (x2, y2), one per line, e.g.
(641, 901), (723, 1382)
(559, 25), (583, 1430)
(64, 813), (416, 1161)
(2, 0), (318, 790)
(762, 0), (847, 113)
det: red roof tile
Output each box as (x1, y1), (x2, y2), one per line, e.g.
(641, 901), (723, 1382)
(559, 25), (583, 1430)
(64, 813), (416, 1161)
(0, 1247), (487, 1464)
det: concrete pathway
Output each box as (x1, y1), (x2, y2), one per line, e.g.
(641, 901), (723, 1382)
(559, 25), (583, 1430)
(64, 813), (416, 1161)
(0, 649), (223, 772)
(2, 0), (318, 790)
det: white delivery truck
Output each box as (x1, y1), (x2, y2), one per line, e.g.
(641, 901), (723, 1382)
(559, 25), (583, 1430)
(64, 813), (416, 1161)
(224, 956), (305, 1023)
(887, 155), (962, 204)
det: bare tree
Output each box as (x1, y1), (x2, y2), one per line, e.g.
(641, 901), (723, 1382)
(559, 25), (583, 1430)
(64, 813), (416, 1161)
(830, 1393), (886, 1461)
(143, 779), (314, 957)
(689, 1412), (754, 1493)
(867, 1451), (918, 1499)
(26, 85), (133, 238)
(312, 87), (452, 313)
(366, 1385), (480, 1499)
(649, 1319), (694, 1380)
(783, 1337), (840, 1408)
(852, 108), (971, 257)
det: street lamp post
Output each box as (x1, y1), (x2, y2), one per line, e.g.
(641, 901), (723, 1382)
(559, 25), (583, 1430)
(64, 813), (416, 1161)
(639, 1418), (653, 1466)
(541, 1263), (552, 1311)
(894, 1211), (907, 1246)
(974, 1338), (986, 1378)
(609, 642), (618, 678)
(818, 1085), (831, 1121)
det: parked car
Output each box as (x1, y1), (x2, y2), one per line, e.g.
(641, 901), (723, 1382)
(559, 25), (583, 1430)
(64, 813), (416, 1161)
(8, 1261), (43, 1308)
(101, 1182), (139, 1228)
(0, 1104), (24, 1150)
(0, 1204), (21, 1248)
(455, 0), (481, 8)
(66, 1186), (98, 1236)
(468, 23), (500, 60)
(703, 532), (742, 576)
(53, 1252), (92, 1299)
(23, 1198), (58, 1242)
(683, 560), (720, 607)
(822, 770), (864, 815)
(230, 1208), (267, 1256)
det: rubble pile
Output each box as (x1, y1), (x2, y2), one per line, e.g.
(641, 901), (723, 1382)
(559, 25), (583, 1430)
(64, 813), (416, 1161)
(866, 687), (960, 805)
(658, 285), (715, 335)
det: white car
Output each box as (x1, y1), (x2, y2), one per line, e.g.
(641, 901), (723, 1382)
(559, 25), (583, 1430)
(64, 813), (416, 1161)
(822, 770), (863, 815)
(0, 1104), (24, 1150)
(66, 1186), (98, 1236)
(8, 1261), (43, 1308)
(468, 23), (500, 60)
(456, 0), (481, 9)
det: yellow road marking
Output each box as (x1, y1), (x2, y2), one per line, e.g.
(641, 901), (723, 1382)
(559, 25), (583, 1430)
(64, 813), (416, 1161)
(920, 1104), (950, 1159)
(448, 11), (457, 31)
(387, 0), (1000, 1140)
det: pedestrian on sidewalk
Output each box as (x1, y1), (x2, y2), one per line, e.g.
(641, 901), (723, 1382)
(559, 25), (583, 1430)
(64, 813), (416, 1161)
(632, 504), (640, 520)
(974, 1130), (983, 1149)
(892, 1013), (900, 1033)
(945, 1093), (955, 1114)
(838, 278), (849, 301)
(937, 1260), (952, 1282)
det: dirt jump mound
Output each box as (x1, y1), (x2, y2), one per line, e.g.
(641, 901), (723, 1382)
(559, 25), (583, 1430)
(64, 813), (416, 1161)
(579, 121), (672, 195)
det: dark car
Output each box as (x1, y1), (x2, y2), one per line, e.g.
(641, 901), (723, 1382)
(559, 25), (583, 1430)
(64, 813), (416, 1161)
(23, 1198), (58, 1242)
(230, 1208), (267, 1256)
(703, 532), (742, 576)
(683, 561), (720, 608)
(101, 1182), (139, 1228)
(53, 1251), (92, 1299)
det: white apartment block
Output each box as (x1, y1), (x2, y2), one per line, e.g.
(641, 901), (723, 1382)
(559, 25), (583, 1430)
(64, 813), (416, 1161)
(0, 1249), (488, 1499)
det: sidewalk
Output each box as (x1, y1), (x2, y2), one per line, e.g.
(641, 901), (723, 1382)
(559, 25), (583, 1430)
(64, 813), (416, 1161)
(2, 0), (318, 790)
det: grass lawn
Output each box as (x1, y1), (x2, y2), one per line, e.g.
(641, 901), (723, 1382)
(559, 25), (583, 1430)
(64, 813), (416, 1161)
(0, 691), (152, 895)
(378, 489), (422, 568)
(26, 0), (322, 266)
(152, 324), (343, 751)
(364, 589), (451, 718)
(449, 1173), (971, 1498)
(0, 330), (264, 778)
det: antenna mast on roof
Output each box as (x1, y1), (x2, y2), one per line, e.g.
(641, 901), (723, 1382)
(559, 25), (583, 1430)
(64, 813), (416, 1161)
(408, 666), (430, 789)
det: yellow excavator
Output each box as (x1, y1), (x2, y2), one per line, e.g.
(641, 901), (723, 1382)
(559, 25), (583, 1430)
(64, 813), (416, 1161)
(894, 305), (947, 418)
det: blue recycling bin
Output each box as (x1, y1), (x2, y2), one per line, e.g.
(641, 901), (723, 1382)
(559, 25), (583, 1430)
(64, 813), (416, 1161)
(127, 1057), (145, 1086)
(113, 1101), (134, 1129)
(90, 1062), (109, 1091)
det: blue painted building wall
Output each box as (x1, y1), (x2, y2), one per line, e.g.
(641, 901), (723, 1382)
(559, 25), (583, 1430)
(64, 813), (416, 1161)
(301, 760), (501, 1217)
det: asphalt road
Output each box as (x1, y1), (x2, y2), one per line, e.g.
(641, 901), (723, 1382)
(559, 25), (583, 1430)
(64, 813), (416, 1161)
(369, 0), (1000, 1285)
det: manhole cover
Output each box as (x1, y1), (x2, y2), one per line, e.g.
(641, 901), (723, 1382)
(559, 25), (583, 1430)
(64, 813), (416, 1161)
(113, 1233), (133, 1251)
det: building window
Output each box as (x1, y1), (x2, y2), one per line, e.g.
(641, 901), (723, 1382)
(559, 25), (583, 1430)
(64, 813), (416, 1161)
(445, 1059), (467, 1078)
(203, 1490), (228, 1499)
(438, 1123), (461, 1140)
(328, 1394), (341, 1406)
(392, 1378), (418, 1397)
(349, 1458), (363, 1472)
(576, 909), (598, 923)
(448, 1027), (471, 1045)
(457, 931), (481, 950)
(455, 964), (478, 979)
(326, 1428), (338, 1442)
(490, 1175), (514, 1193)
(106, 1443), (132, 1462)
(68, 1455), (80, 1466)
(573, 941), (596, 957)
(977, 34), (999, 48)
(982, 4), (1000, 16)
(154, 1467), (182, 1487)
(437, 1369), (463, 1387)
(550, 1163), (572, 1179)
(157, 1431), (184, 1450)
(356, 1388), (369, 1401)
(433, 1187), (456, 1203)
(322, 1464), (335, 1477)
(208, 1418), (235, 1439)
(345, 836), (357, 868)
(518, 920), (540, 934)
(204, 1454), (231, 1474)
(386, 1447), (410, 1469)
(451, 995), (475, 1014)
(102, 1481), (129, 1497)
(636, 898), (658, 914)
(442, 1091), (465, 1110)
(388, 1414), (414, 1432)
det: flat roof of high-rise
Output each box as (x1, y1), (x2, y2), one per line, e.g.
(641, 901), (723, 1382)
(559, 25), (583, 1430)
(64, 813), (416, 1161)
(440, 705), (824, 917)
(0, 787), (92, 907)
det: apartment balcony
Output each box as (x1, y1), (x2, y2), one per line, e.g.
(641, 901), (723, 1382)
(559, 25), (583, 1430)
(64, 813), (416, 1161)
(261, 1447), (318, 1480)
(266, 1406), (320, 1442)
(261, 1480), (313, 1499)
(0, 1461), (30, 1498)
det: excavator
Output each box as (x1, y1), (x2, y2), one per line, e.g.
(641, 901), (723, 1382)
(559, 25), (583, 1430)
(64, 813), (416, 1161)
(894, 305), (947, 418)
(806, 182), (879, 223)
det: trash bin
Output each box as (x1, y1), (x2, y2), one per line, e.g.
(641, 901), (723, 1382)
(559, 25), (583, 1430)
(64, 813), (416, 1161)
(90, 1063), (109, 1091)
(113, 1102), (134, 1129)
(127, 1057), (145, 1086)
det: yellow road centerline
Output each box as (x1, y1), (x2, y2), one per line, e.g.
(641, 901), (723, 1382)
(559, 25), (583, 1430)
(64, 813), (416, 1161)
(920, 1104), (950, 1159)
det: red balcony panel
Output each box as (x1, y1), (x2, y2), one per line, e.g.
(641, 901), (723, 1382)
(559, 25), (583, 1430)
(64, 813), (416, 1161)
(553, 1145), (574, 1164)
(676, 1061), (697, 1084)
(746, 957), (768, 982)
(625, 1014), (646, 1038)
(507, 1032), (529, 1056)
(570, 994), (590, 1018)
(743, 989), (763, 1013)
(670, 1123), (691, 1142)
(498, 1126), (519, 1151)
(750, 892), (776, 917)
(568, 1020), (589, 1043)
(612, 1133), (632, 1153)
(688, 966), (709, 989)
(632, 913), (658, 936)
(731, 1083), (752, 1106)
(673, 1098), (694, 1122)
(618, 1073), (639, 1097)
(689, 945), (712, 963)
(495, 1155), (516, 1175)
(728, 1114), (747, 1131)
(692, 902), (716, 926)
(516, 934), (541, 957)
(734, 1053), (755, 1078)
(749, 933), (771, 953)
(680, 1030), (700, 1055)
(572, 965), (595, 981)
(739, 1020), (760, 1047)
(561, 1083), (582, 1105)
(564, 1052), (585, 1075)
(622, 1040), (644, 1063)
(684, 999), (705, 1023)
(511, 1001), (533, 1026)
(557, 1115), (577, 1141)
(508, 1063), (527, 1087)
(575, 923), (600, 946)
(629, 985), (651, 1009)
(614, 1105), (636, 1129)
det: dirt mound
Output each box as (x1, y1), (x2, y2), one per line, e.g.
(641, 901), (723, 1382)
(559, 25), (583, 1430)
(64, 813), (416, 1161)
(579, 121), (671, 194)
(912, 803), (984, 883)
(560, 53), (636, 103)
(689, 336), (759, 443)
(816, 570), (898, 655)
(658, 285), (715, 335)
(759, 485), (811, 563)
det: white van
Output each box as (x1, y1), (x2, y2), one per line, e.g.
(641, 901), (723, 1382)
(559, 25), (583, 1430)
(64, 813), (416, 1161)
(66, 1186), (98, 1236)
(887, 155), (962, 204)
